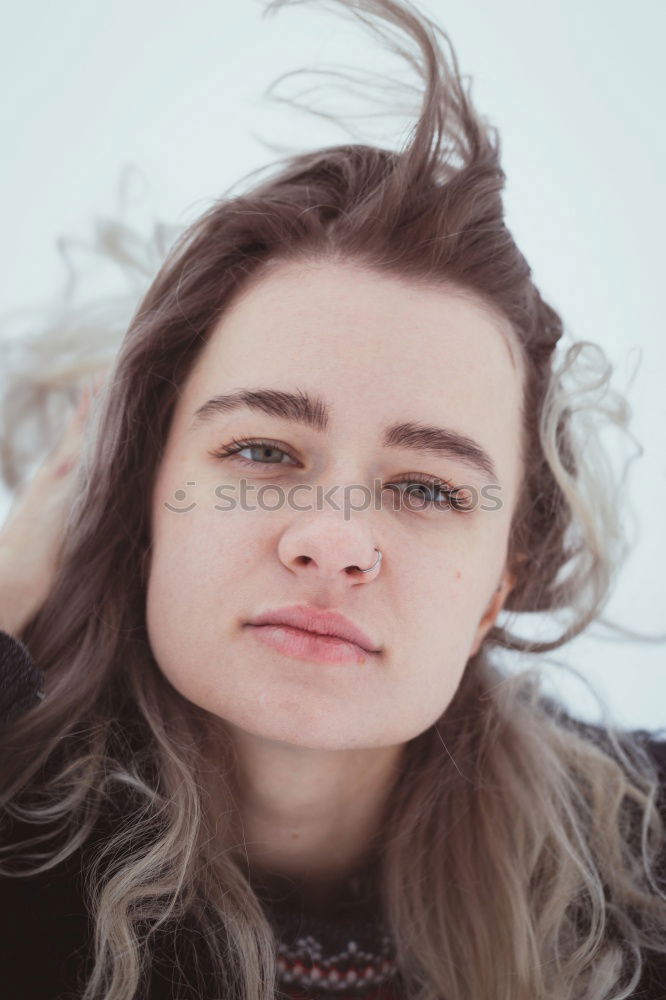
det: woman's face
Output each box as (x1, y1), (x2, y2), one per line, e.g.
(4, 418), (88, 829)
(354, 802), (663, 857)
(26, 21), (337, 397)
(146, 259), (524, 750)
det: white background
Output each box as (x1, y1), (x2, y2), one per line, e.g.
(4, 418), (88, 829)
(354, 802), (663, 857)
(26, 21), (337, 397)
(0, 0), (664, 731)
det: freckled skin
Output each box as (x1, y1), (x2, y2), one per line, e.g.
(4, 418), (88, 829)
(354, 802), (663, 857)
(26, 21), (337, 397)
(145, 259), (524, 883)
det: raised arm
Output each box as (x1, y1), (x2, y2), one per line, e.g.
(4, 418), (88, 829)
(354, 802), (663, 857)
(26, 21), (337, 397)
(0, 376), (103, 724)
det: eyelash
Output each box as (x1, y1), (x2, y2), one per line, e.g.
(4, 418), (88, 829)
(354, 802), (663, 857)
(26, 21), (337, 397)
(209, 436), (472, 513)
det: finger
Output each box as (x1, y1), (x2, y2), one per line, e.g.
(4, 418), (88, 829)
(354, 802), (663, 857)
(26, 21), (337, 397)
(74, 382), (92, 418)
(51, 452), (79, 480)
(91, 371), (107, 393)
(40, 387), (94, 480)
(11, 374), (108, 501)
(60, 372), (107, 445)
(69, 371), (108, 430)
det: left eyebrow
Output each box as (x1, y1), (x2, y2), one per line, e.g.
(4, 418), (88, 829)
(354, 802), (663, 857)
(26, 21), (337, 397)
(190, 386), (498, 481)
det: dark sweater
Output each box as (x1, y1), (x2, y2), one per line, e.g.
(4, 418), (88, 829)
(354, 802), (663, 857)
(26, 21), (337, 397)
(0, 630), (664, 999)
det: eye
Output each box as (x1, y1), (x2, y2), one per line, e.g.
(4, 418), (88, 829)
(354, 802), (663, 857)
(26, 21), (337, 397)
(210, 436), (297, 466)
(209, 437), (473, 513)
(387, 475), (473, 513)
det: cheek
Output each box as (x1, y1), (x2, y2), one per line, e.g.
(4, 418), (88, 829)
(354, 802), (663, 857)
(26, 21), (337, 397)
(144, 502), (257, 674)
(404, 553), (499, 660)
(144, 507), (219, 675)
(150, 517), (212, 599)
(395, 567), (493, 725)
(144, 531), (230, 713)
(151, 456), (264, 581)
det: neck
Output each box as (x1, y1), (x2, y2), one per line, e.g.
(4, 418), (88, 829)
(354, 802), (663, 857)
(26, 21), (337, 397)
(224, 723), (405, 893)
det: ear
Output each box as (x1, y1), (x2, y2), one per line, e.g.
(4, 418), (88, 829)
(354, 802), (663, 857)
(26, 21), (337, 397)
(469, 569), (516, 658)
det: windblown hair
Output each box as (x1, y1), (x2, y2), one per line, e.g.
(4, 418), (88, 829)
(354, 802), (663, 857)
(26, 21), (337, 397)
(0, 1), (664, 998)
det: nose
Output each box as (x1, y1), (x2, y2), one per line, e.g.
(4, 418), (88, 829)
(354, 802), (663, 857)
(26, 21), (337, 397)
(277, 515), (382, 582)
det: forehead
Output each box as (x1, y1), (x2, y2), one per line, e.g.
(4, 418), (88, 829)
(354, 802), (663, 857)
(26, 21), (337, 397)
(192, 259), (522, 396)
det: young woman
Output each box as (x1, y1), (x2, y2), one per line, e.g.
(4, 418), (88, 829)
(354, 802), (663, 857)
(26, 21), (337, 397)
(1, 1), (664, 998)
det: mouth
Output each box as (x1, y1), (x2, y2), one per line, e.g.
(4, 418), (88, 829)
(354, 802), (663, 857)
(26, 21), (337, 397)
(245, 623), (378, 666)
(245, 604), (381, 655)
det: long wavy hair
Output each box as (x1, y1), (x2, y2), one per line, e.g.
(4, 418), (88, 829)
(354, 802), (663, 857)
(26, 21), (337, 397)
(1, 1), (665, 998)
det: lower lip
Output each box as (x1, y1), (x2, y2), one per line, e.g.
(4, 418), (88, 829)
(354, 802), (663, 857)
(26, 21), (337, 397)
(246, 624), (375, 665)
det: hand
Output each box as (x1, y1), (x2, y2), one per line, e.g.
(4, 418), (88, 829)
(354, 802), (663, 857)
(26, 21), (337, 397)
(0, 374), (106, 637)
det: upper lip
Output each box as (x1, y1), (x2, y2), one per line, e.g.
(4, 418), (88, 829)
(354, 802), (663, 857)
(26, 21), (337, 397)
(246, 605), (381, 653)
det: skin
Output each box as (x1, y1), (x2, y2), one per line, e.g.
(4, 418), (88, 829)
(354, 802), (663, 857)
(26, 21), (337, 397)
(145, 258), (525, 899)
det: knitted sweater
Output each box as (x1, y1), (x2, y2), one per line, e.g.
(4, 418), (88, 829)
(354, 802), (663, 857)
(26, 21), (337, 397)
(252, 864), (402, 999)
(1, 629), (665, 999)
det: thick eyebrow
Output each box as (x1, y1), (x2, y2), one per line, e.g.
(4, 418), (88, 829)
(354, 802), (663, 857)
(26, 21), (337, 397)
(191, 387), (498, 481)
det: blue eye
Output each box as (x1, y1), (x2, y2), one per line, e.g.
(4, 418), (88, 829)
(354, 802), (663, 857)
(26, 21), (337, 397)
(210, 436), (473, 513)
(388, 477), (462, 509)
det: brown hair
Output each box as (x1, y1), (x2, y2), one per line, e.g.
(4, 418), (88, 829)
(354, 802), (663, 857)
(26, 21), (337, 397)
(1, 1), (664, 998)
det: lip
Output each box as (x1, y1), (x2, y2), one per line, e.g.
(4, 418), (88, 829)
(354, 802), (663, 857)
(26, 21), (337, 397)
(245, 605), (381, 654)
(247, 624), (375, 665)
